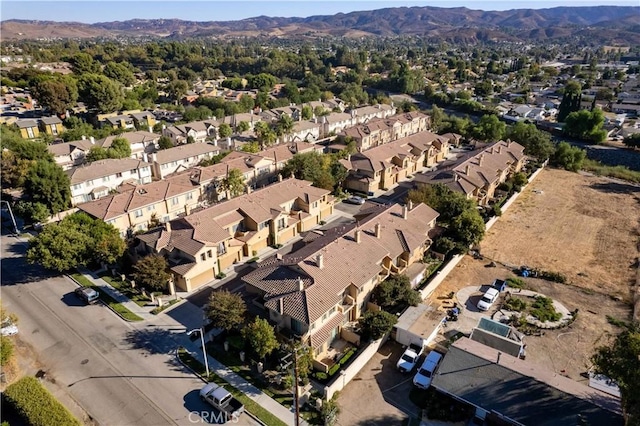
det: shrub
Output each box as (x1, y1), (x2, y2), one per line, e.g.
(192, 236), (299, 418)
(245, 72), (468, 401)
(503, 298), (527, 312)
(539, 270), (567, 284)
(358, 310), (397, 341)
(338, 347), (357, 366)
(216, 272), (227, 279)
(531, 296), (562, 322)
(314, 372), (327, 381)
(4, 377), (81, 426)
(506, 277), (526, 289)
(0, 336), (14, 366)
(328, 363), (340, 376)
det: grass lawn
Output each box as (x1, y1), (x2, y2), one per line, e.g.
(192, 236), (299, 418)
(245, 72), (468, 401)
(177, 348), (287, 426)
(99, 273), (151, 307)
(70, 273), (143, 322)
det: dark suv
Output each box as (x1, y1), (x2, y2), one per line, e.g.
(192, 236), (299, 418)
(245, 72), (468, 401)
(75, 287), (99, 304)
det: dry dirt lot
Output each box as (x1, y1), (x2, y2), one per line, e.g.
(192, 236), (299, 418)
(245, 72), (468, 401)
(428, 168), (639, 382)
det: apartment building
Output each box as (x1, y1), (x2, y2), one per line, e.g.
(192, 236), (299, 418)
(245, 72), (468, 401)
(342, 111), (431, 152)
(67, 158), (153, 205)
(135, 178), (335, 292)
(149, 143), (220, 179)
(242, 202), (439, 363)
(341, 131), (450, 195)
(413, 140), (526, 205)
(77, 172), (202, 236)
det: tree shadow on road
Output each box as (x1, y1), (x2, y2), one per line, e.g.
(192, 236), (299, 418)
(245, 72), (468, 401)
(124, 326), (183, 355)
(0, 254), (59, 285)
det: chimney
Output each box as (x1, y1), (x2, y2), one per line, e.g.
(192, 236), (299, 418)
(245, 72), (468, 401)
(507, 140), (512, 147)
(408, 199), (413, 211)
(151, 153), (158, 162)
(498, 145), (502, 154)
(497, 352), (502, 364)
(465, 164), (471, 175)
(316, 253), (324, 269)
(278, 174), (283, 182)
(165, 221), (172, 232)
(479, 154), (484, 166)
(89, 136), (95, 144)
(355, 229), (361, 243)
(185, 204), (191, 216)
(403, 205), (408, 220)
(81, 135), (86, 140)
(142, 152), (149, 163)
(148, 125), (153, 133)
(298, 277), (304, 292)
(278, 297), (284, 314)
(375, 223), (381, 238)
(246, 185), (252, 194)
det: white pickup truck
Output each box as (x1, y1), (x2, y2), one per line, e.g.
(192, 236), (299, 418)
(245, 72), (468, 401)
(199, 383), (245, 421)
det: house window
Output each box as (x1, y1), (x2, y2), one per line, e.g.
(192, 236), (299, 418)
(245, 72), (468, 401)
(26, 127), (34, 138)
(130, 169), (136, 175)
(329, 306), (336, 315)
(310, 322), (316, 330)
(134, 209), (143, 218)
(51, 126), (58, 136)
(171, 197), (179, 206)
(291, 318), (304, 335)
(277, 217), (285, 230)
(186, 192), (193, 200)
(200, 253), (206, 261)
(258, 221), (268, 231)
(116, 172), (123, 178)
(72, 184), (82, 191)
(218, 242), (226, 255)
(147, 205), (155, 212)
(102, 176), (110, 183)
(312, 201), (318, 208)
(207, 250), (212, 258)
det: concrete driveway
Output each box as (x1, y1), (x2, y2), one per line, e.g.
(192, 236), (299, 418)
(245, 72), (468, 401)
(336, 340), (421, 426)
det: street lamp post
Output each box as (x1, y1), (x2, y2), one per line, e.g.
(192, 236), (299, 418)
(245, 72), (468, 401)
(187, 328), (209, 378)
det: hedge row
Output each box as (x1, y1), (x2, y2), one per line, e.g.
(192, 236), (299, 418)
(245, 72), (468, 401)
(4, 376), (80, 426)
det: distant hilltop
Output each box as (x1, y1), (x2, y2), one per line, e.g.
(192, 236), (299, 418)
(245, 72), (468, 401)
(1, 5), (639, 43)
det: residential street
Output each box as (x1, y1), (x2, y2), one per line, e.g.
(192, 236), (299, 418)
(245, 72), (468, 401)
(0, 233), (259, 426)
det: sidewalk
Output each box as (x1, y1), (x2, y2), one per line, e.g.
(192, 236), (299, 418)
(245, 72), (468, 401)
(181, 337), (309, 426)
(76, 267), (156, 320)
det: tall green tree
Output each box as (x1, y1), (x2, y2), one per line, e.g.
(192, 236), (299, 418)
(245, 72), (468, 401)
(591, 322), (640, 426)
(24, 161), (71, 214)
(32, 78), (78, 116)
(563, 109), (607, 143)
(473, 114), (506, 142)
(71, 52), (101, 75)
(242, 317), (278, 361)
(449, 209), (485, 249)
(358, 310), (397, 341)
(103, 61), (136, 87)
(222, 168), (246, 198)
(557, 81), (582, 122)
(132, 255), (171, 292)
(218, 123), (232, 139)
(204, 290), (246, 331)
(551, 142), (586, 172)
(78, 73), (124, 113)
(108, 137), (132, 159)
(372, 274), (421, 313)
(507, 122), (555, 161)
(407, 183), (475, 224)
(158, 136), (173, 150)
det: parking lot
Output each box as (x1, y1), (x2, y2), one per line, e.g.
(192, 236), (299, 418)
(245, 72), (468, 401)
(336, 340), (423, 425)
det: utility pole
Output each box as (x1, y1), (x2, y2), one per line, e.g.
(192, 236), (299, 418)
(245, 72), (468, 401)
(294, 349), (300, 426)
(0, 200), (19, 235)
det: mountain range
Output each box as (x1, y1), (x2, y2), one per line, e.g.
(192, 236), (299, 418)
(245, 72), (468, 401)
(1, 6), (639, 44)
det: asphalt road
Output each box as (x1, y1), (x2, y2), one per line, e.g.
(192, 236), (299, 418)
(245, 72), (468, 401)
(1, 234), (258, 426)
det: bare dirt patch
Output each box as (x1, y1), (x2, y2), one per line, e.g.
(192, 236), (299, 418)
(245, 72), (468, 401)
(428, 168), (638, 382)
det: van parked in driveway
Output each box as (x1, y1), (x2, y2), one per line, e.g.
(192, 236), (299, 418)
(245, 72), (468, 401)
(412, 350), (443, 389)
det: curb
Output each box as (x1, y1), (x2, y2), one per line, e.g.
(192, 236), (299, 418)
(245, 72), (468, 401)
(66, 274), (143, 323)
(174, 347), (267, 426)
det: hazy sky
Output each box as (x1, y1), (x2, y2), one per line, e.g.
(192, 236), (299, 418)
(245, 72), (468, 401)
(1, 1), (637, 23)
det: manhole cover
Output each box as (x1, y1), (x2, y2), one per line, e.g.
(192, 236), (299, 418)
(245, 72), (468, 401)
(81, 359), (89, 365)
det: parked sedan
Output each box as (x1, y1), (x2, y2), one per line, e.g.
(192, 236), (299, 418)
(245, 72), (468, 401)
(413, 351), (443, 389)
(477, 287), (500, 311)
(344, 196), (366, 205)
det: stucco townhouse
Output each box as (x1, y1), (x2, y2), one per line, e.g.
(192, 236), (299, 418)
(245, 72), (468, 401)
(341, 131), (451, 196)
(134, 178), (335, 292)
(149, 142), (221, 179)
(67, 158), (153, 205)
(413, 140), (526, 205)
(77, 172), (202, 236)
(242, 201), (439, 365)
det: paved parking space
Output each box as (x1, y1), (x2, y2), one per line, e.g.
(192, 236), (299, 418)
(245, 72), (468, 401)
(336, 340), (422, 426)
